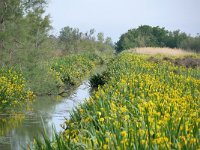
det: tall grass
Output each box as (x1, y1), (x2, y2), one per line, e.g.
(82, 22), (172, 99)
(127, 47), (195, 56)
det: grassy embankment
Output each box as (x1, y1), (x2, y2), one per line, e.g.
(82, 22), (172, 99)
(0, 51), (109, 138)
(33, 48), (199, 150)
(50, 52), (104, 96)
(0, 51), (106, 110)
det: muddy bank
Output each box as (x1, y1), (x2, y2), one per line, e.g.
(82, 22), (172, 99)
(173, 57), (200, 68)
(148, 56), (200, 68)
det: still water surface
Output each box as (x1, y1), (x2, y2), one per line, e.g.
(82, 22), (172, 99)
(0, 81), (91, 150)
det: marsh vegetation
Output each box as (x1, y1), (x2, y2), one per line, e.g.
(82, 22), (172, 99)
(0, 1), (200, 150)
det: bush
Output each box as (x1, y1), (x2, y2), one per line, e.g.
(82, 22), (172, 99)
(89, 73), (106, 88)
(0, 68), (34, 112)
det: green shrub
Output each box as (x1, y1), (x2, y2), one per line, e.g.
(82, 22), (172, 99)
(89, 73), (106, 88)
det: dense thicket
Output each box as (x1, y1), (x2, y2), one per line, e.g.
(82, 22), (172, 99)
(116, 25), (200, 53)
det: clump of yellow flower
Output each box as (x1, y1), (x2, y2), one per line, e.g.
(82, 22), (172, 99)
(0, 68), (34, 112)
(61, 53), (200, 149)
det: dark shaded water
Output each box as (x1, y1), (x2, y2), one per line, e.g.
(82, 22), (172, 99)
(0, 81), (91, 150)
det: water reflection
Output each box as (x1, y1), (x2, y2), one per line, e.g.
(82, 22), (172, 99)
(0, 114), (25, 137)
(0, 81), (91, 150)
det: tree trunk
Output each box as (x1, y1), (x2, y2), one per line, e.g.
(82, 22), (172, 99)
(0, 40), (4, 49)
(0, 22), (4, 50)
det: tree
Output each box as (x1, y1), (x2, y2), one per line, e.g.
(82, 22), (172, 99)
(0, 0), (50, 49)
(0, 0), (24, 49)
(59, 26), (81, 51)
(116, 25), (190, 53)
(0, 0), (51, 66)
(180, 36), (200, 53)
(89, 28), (95, 41)
(105, 37), (113, 46)
(25, 1), (51, 49)
(97, 32), (104, 43)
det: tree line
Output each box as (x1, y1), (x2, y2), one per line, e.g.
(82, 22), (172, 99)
(58, 26), (113, 53)
(0, 0), (114, 67)
(116, 25), (200, 53)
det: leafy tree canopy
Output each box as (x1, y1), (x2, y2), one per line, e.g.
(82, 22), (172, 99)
(116, 25), (199, 53)
(0, 0), (50, 49)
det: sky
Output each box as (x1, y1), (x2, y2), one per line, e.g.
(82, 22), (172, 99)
(46, 0), (200, 42)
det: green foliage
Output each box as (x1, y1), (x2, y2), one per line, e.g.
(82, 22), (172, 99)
(0, 0), (23, 30)
(89, 73), (106, 88)
(24, 62), (59, 95)
(97, 32), (104, 43)
(58, 26), (114, 54)
(25, 6), (51, 49)
(0, 0), (50, 63)
(0, 0), (50, 49)
(180, 36), (200, 52)
(0, 114), (25, 136)
(116, 25), (199, 53)
(59, 26), (81, 51)
(116, 25), (167, 52)
(51, 53), (102, 87)
(19, 52), (104, 95)
(31, 128), (86, 150)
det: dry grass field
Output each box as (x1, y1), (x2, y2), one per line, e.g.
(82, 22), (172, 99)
(127, 47), (193, 56)
(126, 47), (200, 68)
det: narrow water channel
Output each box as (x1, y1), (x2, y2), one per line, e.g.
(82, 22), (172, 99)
(0, 80), (91, 150)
